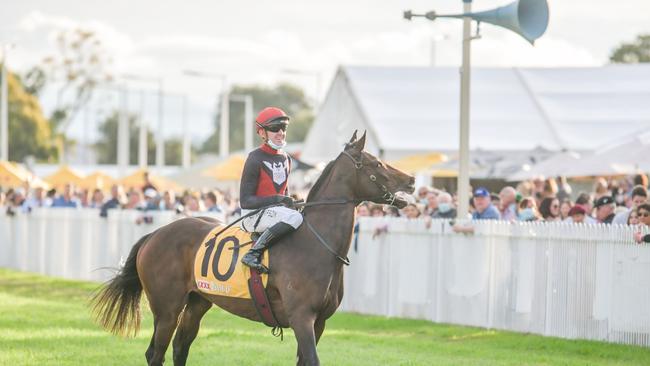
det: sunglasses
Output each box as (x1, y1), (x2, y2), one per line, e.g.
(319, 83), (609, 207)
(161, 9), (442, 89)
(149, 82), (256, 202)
(265, 124), (287, 133)
(638, 212), (650, 218)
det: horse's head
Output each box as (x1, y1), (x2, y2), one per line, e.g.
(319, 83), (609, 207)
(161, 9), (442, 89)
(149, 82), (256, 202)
(342, 131), (415, 209)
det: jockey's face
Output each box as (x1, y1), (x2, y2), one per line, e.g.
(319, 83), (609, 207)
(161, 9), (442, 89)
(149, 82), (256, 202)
(258, 124), (287, 146)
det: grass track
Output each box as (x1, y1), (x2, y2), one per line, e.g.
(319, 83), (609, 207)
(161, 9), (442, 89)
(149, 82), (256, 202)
(1, 268), (649, 365)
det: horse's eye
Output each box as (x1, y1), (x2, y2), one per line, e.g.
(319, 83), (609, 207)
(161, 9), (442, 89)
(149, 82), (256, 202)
(376, 162), (382, 168)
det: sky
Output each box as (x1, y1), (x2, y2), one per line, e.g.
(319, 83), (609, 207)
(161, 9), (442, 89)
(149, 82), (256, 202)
(1, 0), (649, 146)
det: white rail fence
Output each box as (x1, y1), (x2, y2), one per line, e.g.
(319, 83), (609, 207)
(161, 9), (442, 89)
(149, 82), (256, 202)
(1, 210), (649, 347)
(342, 217), (650, 348)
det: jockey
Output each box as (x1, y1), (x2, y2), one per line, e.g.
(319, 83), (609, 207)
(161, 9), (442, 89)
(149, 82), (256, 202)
(239, 107), (303, 273)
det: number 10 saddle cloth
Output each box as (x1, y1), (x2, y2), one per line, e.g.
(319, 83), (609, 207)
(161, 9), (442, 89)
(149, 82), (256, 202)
(193, 225), (269, 299)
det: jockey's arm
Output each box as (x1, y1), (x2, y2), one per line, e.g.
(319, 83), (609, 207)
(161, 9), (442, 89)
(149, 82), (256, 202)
(239, 155), (292, 210)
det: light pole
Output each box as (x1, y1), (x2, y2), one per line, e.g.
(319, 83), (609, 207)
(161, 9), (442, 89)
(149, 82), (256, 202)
(404, 0), (549, 219)
(230, 94), (254, 152)
(1, 43), (14, 162)
(183, 70), (229, 158)
(181, 95), (191, 168)
(123, 74), (165, 168)
(430, 34), (450, 67)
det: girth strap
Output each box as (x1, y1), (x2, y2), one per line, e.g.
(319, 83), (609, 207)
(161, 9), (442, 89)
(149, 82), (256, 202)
(247, 269), (284, 340)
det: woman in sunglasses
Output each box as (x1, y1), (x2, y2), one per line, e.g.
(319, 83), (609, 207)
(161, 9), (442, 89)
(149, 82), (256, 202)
(239, 107), (303, 273)
(633, 203), (650, 244)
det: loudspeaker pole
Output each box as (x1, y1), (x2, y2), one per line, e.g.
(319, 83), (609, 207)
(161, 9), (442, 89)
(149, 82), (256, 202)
(457, 0), (472, 219)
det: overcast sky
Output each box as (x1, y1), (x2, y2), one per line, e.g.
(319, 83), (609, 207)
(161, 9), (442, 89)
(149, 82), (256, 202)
(2, 0), (649, 143)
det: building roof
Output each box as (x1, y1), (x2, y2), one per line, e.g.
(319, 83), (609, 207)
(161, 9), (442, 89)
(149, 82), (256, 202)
(343, 64), (650, 152)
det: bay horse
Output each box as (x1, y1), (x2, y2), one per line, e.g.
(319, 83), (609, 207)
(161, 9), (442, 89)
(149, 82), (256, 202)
(91, 131), (415, 365)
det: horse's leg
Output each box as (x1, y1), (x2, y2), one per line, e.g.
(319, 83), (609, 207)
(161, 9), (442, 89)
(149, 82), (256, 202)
(147, 296), (187, 366)
(145, 321), (157, 363)
(296, 317), (326, 365)
(172, 293), (212, 366)
(290, 310), (319, 366)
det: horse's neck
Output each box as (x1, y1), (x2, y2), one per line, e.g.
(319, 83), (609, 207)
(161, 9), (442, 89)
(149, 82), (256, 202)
(305, 169), (357, 261)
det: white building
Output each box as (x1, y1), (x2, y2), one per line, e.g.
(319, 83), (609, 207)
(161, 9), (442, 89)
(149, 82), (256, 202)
(302, 65), (650, 177)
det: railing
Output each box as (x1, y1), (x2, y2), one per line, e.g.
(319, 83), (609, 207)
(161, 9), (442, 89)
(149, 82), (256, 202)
(341, 217), (650, 347)
(1, 210), (649, 347)
(0, 208), (224, 282)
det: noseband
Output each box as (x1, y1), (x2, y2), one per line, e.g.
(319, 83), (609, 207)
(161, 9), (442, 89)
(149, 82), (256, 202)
(342, 150), (397, 206)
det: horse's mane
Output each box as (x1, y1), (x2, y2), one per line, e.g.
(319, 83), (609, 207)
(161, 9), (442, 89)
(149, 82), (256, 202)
(306, 158), (337, 202)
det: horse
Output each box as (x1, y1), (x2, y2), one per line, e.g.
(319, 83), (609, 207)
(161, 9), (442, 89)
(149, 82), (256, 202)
(91, 131), (415, 366)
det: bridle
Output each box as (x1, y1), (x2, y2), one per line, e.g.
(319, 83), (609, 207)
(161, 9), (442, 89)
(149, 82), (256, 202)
(341, 150), (397, 206)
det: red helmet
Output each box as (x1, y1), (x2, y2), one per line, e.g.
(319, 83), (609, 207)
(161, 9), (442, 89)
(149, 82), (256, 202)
(256, 107), (290, 130)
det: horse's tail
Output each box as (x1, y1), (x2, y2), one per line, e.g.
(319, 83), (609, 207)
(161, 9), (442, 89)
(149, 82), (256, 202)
(91, 232), (151, 337)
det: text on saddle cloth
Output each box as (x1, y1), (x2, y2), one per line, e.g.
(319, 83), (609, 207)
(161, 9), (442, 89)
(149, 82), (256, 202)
(193, 225), (269, 298)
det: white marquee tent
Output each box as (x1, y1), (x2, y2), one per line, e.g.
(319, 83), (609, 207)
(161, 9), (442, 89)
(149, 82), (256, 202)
(302, 65), (650, 178)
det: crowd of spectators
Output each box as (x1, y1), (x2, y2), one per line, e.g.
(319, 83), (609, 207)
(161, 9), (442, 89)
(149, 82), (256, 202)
(354, 173), (650, 244)
(0, 172), (239, 223)
(3, 170), (650, 243)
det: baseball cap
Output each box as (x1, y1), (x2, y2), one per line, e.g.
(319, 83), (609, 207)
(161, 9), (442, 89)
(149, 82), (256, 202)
(594, 196), (615, 208)
(473, 187), (490, 198)
(144, 188), (158, 199)
(568, 204), (587, 216)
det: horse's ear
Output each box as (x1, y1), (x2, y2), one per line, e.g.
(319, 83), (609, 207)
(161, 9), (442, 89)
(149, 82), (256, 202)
(348, 130), (358, 144)
(354, 130), (367, 151)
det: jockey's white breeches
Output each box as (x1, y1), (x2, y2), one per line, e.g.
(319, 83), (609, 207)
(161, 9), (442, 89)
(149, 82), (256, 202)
(240, 206), (303, 232)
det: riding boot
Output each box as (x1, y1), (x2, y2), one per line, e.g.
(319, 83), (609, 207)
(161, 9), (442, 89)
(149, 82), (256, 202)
(241, 222), (295, 274)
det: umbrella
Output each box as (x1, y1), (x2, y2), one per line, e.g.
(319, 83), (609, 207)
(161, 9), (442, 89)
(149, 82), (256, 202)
(388, 152), (448, 173)
(0, 161), (48, 189)
(78, 171), (116, 191)
(44, 165), (84, 189)
(201, 155), (246, 181)
(120, 169), (184, 192)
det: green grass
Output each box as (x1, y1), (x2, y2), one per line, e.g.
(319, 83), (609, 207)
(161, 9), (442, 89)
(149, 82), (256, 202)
(1, 268), (649, 366)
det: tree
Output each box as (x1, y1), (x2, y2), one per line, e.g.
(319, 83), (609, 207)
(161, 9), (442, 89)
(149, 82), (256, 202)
(38, 28), (113, 160)
(94, 111), (189, 165)
(610, 34), (650, 63)
(1, 68), (58, 162)
(200, 83), (315, 154)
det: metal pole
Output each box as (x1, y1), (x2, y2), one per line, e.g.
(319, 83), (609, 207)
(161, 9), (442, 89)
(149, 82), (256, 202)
(244, 95), (254, 151)
(156, 79), (165, 168)
(182, 95), (191, 168)
(219, 80), (229, 158)
(456, 0), (472, 219)
(138, 90), (147, 169)
(1, 47), (8, 161)
(117, 85), (130, 176)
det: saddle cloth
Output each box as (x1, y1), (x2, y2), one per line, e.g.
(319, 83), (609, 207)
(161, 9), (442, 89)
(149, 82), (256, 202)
(194, 225), (269, 299)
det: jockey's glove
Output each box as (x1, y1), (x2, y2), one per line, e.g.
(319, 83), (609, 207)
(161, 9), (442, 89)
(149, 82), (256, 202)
(277, 195), (296, 208)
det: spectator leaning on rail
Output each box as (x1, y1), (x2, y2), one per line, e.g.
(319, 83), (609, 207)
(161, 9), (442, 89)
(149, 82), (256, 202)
(594, 196), (616, 224)
(564, 192), (597, 224)
(453, 187), (500, 234)
(471, 187), (501, 220)
(432, 191), (456, 219)
(498, 186), (517, 221)
(612, 185), (648, 225)
(51, 183), (79, 208)
(568, 204), (588, 224)
(634, 203), (650, 244)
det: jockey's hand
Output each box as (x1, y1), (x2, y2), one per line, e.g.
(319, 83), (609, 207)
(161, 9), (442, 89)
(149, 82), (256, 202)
(277, 195), (296, 208)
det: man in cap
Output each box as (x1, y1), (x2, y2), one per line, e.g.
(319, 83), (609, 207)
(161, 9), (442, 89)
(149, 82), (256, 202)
(594, 195), (616, 224)
(471, 187), (501, 220)
(239, 107), (303, 273)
